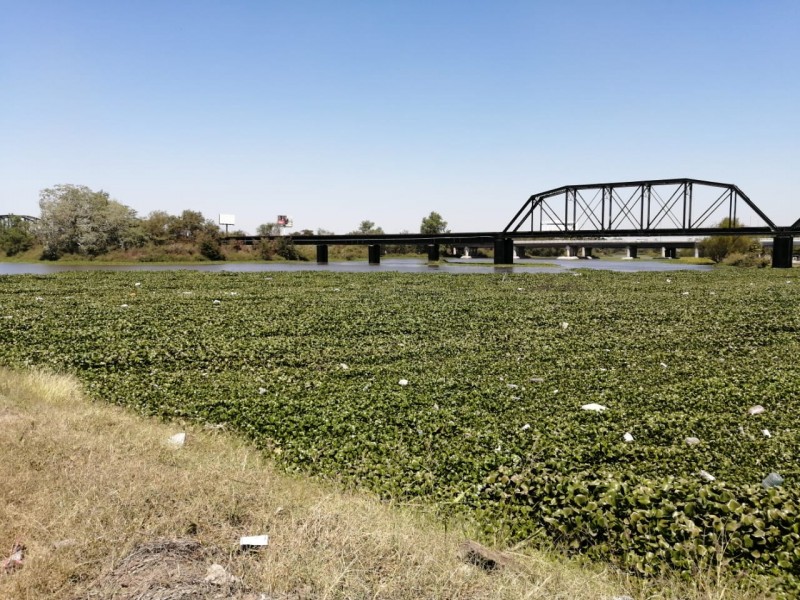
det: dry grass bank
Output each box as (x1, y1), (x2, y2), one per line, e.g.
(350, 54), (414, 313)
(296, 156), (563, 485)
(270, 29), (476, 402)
(0, 368), (768, 599)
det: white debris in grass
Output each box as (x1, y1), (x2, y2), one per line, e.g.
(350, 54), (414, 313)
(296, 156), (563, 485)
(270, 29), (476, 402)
(258, 387), (267, 395)
(560, 321), (569, 330)
(660, 362), (668, 369)
(623, 432), (634, 443)
(398, 379), (409, 386)
(581, 403), (607, 412)
(685, 437), (700, 446)
(120, 304), (129, 308)
(762, 429), (772, 438)
(521, 423), (530, 431)
(167, 432), (186, 448)
(699, 470), (716, 482)
(134, 282), (141, 287)
(748, 405), (765, 416)
(212, 299), (221, 305)
(339, 363), (349, 370)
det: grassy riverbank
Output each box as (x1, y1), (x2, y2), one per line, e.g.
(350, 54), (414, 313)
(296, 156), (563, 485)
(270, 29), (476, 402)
(1, 367), (734, 599)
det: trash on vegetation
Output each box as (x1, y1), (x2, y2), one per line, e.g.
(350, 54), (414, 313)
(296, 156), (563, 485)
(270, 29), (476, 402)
(685, 436), (700, 446)
(398, 379), (409, 386)
(339, 363), (349, 370)
(204, 563), (239, 586)
(529, 377), (544, 383)
(762, 429), (771, 438)
(560, 321), (569, 330)
(1, 542), (24, 572)
(239, 535), (269, 550)
(699, 470), (716, 482)
(120, 304), (129, 308)
(167, 432), (186, 447)
(521, 423), (530, 431)
(748, 405), (766, 416)
(212, 299), (221, 305)
(581, 403), (607, 412)
(258, 387), (267, 395)
(134, 282), (141, 287)
(623, 432), (634, 443)
(762, 472), (784, 489)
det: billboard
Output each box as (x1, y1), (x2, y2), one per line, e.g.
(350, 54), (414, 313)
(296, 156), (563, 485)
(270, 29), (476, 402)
(277, 215), (293, 227)
(219, 214), (236, 226)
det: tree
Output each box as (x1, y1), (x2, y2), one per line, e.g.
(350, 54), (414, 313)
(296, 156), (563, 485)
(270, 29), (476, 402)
(168, 210), (219, 241)
(256, 222), (281, 237)
(698, 218), (760, 263)
(420, 211), (448, 235)
(141, 211), (175, 245)
(353, 220), (384, 234)
(0, 216), (36, 256)
(38, 184), (140, 259)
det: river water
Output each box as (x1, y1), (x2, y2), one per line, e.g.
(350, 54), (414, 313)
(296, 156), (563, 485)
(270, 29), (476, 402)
(0, 258), (712, 276)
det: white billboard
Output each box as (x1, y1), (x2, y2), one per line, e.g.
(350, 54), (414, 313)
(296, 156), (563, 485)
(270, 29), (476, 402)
(219, 214), (236, 226)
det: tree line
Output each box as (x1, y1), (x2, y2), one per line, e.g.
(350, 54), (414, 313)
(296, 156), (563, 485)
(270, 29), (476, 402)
(0, 184), (450, 260)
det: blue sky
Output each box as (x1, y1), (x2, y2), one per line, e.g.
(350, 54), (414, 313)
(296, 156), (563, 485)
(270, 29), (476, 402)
(2, 1), (798, 234)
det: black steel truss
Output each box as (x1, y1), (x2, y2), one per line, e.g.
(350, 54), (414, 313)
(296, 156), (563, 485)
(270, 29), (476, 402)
(504, 178), (778, 234)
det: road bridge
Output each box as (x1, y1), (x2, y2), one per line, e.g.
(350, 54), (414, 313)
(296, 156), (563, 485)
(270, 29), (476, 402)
(0, 215), (39, 228)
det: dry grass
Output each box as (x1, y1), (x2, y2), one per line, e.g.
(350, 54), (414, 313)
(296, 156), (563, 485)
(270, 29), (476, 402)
(0, 368), (771, 599)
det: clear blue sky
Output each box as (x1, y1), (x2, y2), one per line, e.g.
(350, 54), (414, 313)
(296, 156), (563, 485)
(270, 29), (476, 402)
(2, 1), (798, 234)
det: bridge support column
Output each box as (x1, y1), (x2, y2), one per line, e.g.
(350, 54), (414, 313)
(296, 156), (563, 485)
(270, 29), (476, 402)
(579, 247), (593, 259)
(772, 236), (794, 269)
(493, 237), (514, 265)
(694, 245), (700, 258)
(426, 244), (440, 262)
(662, 247), (677, 259)
(625, 246), (639, 259)
(368, 244), (381, 265)
(316, 244), (328, 264)
(560, 245), (578, 259)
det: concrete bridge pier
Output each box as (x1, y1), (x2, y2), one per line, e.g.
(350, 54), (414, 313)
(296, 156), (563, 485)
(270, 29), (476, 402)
(316, 244), (328, 264)
(625, 245), (639, 259)
(368, 244), (381, 265)
(493, 237), (514, 265)
(662, 247), (677, 259)
(772, 236), (794, 268)
(579, 247), (593, 259)
(427, 243), (440, 262)
(559, 245), (578, 259)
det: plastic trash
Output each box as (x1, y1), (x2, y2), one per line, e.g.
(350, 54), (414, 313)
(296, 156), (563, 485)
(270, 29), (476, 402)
(623, 432), (634, 443)
(560, 322), (569, 330)
(699, 470), (716, 482)
(398, 379), (409, 386)
(339, 363), (349, 370)
(240, 534), (269, 548)
(1, 542), (24, 572)
(167, 432), (186, 447)
(581, 403), (607, 412)
(212, 299), (221, 305)
(521, 423), (530, 431)
(685, 437), (701, 446)
(762, 472), (784, 489)
(748, 405), (766, 416)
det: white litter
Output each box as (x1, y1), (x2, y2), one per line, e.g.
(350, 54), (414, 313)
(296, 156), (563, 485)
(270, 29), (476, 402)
(581, 403), (607, 412)
(682, 291), (689, 296)
(529, 377), (544, 383)
(560, 321), (569, 330)
(623, 432), (634, 443)
(134, 282), (141, 287)
(239, 535), (269, 548)
(762, 472), (784, 488)
(685, 437), (700, 446)
(660, 362), (668, 369)
(398, 379), (409, 386)
(666, 278), (672, 283)
(748, 405), (765, 416)
(521, 423), (530, 431)
(120, 304), (129, 308)
(258, 387), (267, 395)
(339, 363), (349, 370)
(167, 432), (186, 447)
(699, 470), (716, 482)
(762, 429), (771, 438)
(213, 299), (221, 305)
(35, 297), (43, 301)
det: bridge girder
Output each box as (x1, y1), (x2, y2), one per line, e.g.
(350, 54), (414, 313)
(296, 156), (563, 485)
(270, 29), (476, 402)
(504, 178), (777, 235)
(0, 214), (39, 227)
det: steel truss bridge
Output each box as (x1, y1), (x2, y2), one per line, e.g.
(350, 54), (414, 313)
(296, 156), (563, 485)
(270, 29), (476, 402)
(245, 178), (795, 268)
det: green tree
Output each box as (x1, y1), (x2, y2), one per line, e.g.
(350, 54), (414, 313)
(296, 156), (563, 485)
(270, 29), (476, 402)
(698, 218), (760, 263)
(141, 211), (176, 245)
(168, 210), (218, 241)
(38, 184), (140, 259)
(0, 216), (36, 257)
(353, 220), (384, 234)
(256, 222), (281, 237)
(420, 211), (448, 235)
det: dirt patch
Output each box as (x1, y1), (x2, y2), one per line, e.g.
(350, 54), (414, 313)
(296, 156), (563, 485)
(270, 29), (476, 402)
(82, 538), (257, 600)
